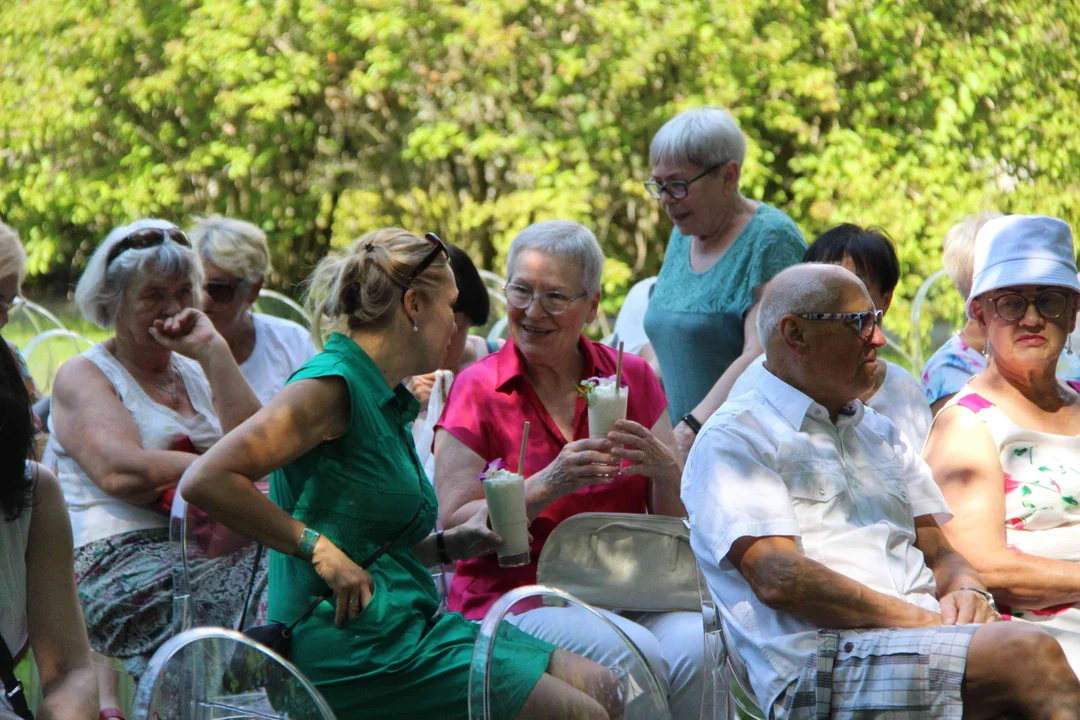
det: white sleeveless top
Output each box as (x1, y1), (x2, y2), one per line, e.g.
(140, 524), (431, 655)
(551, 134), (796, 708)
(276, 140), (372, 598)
(45, 345), (222, 549)
(0, 466), (32, 659)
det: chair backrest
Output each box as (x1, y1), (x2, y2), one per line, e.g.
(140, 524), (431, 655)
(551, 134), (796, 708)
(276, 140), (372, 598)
(169, 491), (265, 634)
(469, 584), (671, 720)
(6, 298), (66, 337)
(252, 289), (310, 328)
(908, 269), (960, 372)
(132, 626), (336, 720)
(20, 329), (94, 395)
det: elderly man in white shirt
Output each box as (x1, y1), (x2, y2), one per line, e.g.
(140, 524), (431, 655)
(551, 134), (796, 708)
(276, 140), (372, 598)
(683, 263), (1080, 719)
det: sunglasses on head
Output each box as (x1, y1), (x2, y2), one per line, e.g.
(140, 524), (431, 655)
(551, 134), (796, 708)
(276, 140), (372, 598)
(204, 278), (248, 304)
(392, 233), (449, 304)
(106, 227), (191, 268)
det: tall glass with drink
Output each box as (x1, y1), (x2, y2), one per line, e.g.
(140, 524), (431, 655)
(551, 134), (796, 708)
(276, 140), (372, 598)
(481, 465), (531, 568)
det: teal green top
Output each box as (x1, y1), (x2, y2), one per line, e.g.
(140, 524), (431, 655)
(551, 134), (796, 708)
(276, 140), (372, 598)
(643, 203), (806, 421)
(267, 332), (554, 720)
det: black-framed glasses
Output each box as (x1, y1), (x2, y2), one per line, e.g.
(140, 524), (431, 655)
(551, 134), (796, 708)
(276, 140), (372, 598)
(504, 283), (588, 315)
(988, 290), (1072, 322)
(797, 309), (884, 341)
(106, 227), (191, 267)
(644, 163), (724, 200)
(204, 278), (248, 304)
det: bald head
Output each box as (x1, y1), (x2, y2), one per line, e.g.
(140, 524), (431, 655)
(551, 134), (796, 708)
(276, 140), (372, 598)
(757, 264), (869, 352)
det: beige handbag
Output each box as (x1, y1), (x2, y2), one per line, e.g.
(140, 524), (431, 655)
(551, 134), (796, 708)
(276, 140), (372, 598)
(536, 512), (702, 612)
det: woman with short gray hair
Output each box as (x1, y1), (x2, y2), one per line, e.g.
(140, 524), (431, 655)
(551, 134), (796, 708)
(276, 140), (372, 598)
(643, 106), (806, 460)
(45, 218), (264, 716)
(189, 215), (316, 403)
(435, 220), (707, 719)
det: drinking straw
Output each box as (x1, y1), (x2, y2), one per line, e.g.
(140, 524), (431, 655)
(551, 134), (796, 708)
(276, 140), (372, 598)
(518, 421), (530, 474)
(614, 341), (625, 396)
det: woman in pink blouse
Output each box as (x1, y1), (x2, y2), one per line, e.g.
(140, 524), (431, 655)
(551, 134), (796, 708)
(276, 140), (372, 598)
(435, 220), (704, 720)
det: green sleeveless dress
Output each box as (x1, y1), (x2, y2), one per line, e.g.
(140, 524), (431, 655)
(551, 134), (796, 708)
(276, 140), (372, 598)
(267, 333), (555, 719)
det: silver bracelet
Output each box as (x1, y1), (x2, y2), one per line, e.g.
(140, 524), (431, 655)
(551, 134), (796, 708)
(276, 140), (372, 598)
(959, 585), (997, 611)
(297, 527), (321, 562)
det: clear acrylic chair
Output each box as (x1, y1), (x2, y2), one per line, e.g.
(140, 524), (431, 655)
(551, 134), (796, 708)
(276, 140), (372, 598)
(20, 328), (93, 395)
(469, 584), (672, 720)
(696, 570), (766, 720)
(252, 289), (311, 328)
(170, 491), (266, 634)
(908, 268), (959, 372)
(6, 298), (66, 336)
(132, 626), (336, 720)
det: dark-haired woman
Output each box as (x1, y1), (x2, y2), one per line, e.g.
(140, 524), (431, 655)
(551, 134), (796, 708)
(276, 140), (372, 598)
(409, 243), (498, 478)
(0, 339), (98, 718)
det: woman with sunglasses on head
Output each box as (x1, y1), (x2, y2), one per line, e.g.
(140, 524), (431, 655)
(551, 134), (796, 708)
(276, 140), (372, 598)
(925, 215), (1080, 673)
(434, 221), (706, 719)
(44, 218), (264, 718)
(180, 228), (620, 719)
(642, 106), (806, 463)
(189, 215), (317, 404)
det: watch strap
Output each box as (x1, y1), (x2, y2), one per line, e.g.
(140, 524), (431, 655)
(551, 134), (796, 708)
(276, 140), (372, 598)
(681, 413), (702, 434)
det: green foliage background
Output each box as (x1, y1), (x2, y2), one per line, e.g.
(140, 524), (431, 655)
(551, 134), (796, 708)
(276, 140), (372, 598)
(2, 0), (1079, 353)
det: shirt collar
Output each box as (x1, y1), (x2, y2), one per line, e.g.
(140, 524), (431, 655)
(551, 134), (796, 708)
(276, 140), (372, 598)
(494, 334), (600, 392)
(753, 363), (864, 429)
(324, 332), (421, 423)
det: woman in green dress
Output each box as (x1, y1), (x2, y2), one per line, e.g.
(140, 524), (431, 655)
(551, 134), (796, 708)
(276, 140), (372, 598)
(180, 228), (619, 720)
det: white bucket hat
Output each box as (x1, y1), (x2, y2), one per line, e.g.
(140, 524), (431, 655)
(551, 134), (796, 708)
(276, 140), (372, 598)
(966, 214), (1080, 320)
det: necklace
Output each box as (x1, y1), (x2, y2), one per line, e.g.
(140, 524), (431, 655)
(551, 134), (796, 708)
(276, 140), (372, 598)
(120, 356), (181, 405)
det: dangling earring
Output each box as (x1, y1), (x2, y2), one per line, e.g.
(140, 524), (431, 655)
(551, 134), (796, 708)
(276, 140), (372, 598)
(1068, 334), (1074, 356)
(412, 321), (419, 333)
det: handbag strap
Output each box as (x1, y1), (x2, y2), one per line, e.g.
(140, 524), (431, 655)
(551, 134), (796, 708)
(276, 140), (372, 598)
(287, 501), (424, 634)
(0, 635), (32, 720)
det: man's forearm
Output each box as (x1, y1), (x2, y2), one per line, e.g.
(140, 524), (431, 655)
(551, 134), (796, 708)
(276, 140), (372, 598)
(749, 552), (941, 629)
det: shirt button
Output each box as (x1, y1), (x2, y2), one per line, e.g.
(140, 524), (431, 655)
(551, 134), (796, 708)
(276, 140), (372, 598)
(818, 488), (826, 496)
(844, 642), (854, 653)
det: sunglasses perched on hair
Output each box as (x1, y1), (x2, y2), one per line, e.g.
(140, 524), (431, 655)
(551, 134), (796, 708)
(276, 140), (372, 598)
(797, 309), (884, 341)
(987, 290), (1072, 322)
(644, 163), (724, 200)
(204, 278), (249, 304)
(392, 233), (450, 303)
(106, 228), (191, 267)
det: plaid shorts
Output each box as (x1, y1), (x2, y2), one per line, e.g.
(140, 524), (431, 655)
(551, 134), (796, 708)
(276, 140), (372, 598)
(772, 624), (980, 720)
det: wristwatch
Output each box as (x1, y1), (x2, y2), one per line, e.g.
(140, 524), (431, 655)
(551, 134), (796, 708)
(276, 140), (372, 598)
(680, 413), (702, 435)
(960, 586), (997, 611)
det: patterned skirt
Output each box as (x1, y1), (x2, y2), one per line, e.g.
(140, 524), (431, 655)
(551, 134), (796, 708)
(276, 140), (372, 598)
(73, 528), (268, 678)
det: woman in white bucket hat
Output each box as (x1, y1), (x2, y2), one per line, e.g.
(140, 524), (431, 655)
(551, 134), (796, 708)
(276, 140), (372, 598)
(926, 214), (1080, 673)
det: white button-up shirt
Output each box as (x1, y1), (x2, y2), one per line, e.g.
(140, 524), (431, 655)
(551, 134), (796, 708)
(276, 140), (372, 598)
(683, 365), (951, 711)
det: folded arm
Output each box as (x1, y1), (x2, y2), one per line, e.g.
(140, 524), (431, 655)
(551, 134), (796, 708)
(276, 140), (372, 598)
(924, 405), (1080, 609)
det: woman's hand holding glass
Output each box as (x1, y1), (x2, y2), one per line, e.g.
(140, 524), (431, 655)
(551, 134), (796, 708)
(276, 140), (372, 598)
(310, 535), (375, 628)
(444, 506), (509, 561)
(535, 438), (619, 503)
(608, 419), (681, 483)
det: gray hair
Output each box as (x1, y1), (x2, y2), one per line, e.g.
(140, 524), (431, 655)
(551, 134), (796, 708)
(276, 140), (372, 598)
(75, 218), (204, 329)
(757, 264), (850, 348)
(189, 214), (271, 285)
(0, 222), (27, 287)
(942, 211), (1003, 299)
(505, 220), (604, 295)
(650, 106), (747, 170)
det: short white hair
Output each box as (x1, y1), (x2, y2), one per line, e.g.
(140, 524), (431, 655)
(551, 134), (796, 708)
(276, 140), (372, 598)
(0, 222), (27, 287)
(650, 106), (747, 170)
(505, 220), (604, 295)
(942, 211), (1003, 299)
(75, 218), (204, 328)
(757, 264), (848, 347)
(189, 214), (270, 285)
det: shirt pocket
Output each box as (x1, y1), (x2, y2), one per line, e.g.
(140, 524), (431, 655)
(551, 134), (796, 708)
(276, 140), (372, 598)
(877, 470), (916, 528)
(785, 464), (845, 532)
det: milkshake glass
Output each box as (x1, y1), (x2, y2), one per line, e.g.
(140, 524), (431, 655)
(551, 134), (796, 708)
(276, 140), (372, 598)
(482, 467), (531, 568)
(587, 376), (629, 441)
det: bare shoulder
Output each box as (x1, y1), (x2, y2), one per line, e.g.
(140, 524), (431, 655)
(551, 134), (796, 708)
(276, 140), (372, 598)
(52, 355), (113, 401)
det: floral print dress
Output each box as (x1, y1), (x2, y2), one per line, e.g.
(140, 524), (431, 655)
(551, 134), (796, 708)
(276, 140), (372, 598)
(948, 384), (1080, 672)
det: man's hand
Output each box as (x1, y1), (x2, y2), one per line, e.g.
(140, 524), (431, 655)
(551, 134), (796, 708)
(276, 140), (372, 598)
(940, 589), (1002, 625)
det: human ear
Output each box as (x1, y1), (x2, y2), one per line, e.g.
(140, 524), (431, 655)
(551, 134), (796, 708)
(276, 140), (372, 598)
(778, 315), (810, 356)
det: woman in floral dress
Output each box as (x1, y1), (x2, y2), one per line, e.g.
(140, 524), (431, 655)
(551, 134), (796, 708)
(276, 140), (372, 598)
(925, 214), (1080, 671)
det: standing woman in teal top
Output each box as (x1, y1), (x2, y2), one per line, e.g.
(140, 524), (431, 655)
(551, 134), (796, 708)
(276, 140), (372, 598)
(180, 229), (619, 719)
(642, 107), (806, 459)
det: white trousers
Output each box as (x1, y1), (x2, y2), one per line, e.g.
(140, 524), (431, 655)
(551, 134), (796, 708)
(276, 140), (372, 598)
(507, 606), (706, 720)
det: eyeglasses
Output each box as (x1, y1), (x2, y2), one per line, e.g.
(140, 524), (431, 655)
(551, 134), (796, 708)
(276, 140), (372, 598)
(797, 309), (884, 341)
(988, 290), (1072, 322)
(204, 278), (248, 304)
(106, 227), (191, 268)
(644, 163), (724, 200)
(504, 283), (589, 315)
